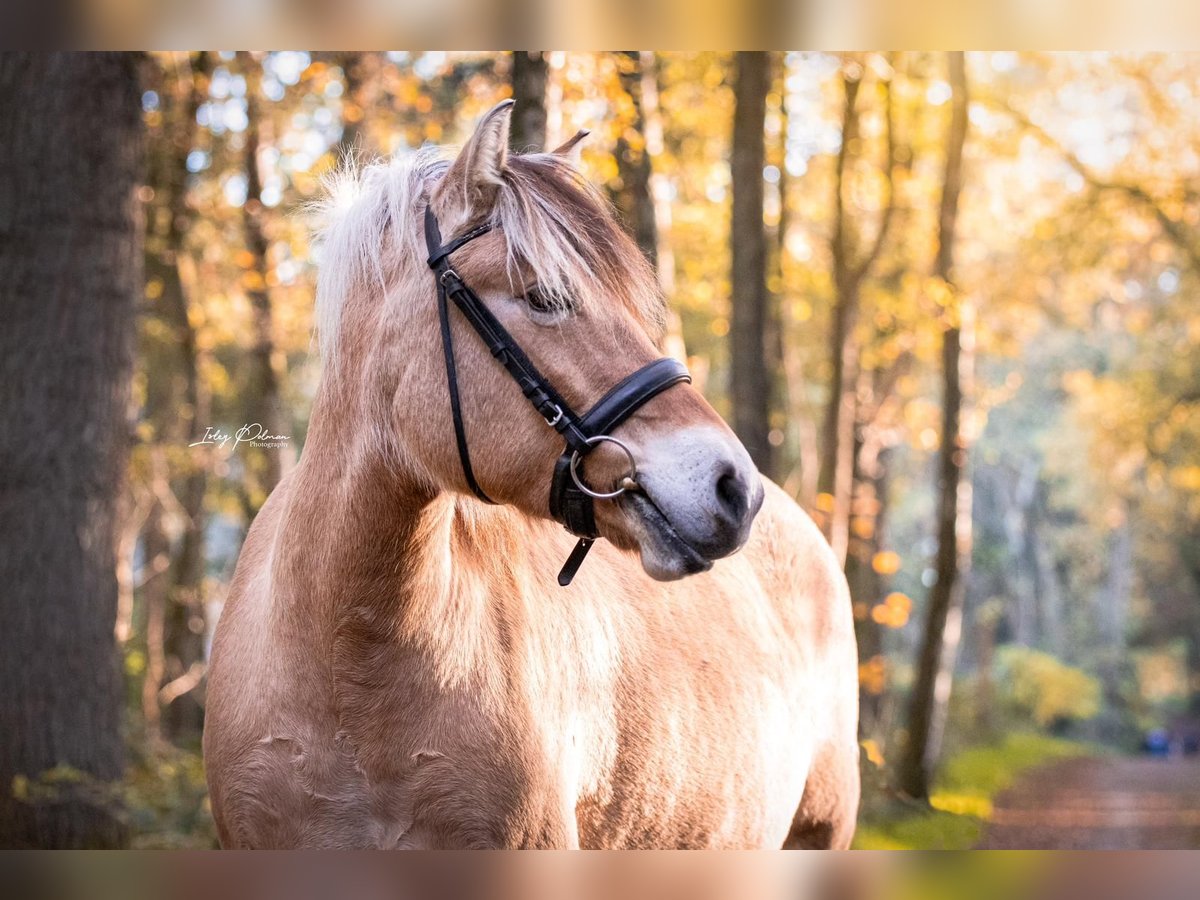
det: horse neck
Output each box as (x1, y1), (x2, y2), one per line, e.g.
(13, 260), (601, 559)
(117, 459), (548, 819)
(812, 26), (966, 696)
(276, 376), (506, 684)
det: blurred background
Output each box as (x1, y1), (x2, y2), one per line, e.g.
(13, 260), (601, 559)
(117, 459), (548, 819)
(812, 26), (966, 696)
(2, 51), (1200, 849)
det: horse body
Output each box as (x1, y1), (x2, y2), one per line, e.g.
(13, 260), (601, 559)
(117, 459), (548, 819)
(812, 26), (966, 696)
(204, 102), (859, 848)
(206, 443), (856, 849)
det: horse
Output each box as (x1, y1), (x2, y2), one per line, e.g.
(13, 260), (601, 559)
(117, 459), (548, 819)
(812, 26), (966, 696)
(203, 100), (859, 849)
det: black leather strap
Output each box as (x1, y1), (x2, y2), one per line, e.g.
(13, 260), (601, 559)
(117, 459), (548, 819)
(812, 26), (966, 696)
(436, 275), (495, 504)
(427, 208), (496, 504)
(439, 270), (591, 453)
(577, 357), (691, 436)
(426, 220), (493, 269)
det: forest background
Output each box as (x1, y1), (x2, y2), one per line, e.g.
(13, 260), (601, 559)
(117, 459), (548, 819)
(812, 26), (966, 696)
(2, 51), (1199, 849)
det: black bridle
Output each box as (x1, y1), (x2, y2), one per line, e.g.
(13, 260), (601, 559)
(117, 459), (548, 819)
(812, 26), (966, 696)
(424, 205), (691, 586)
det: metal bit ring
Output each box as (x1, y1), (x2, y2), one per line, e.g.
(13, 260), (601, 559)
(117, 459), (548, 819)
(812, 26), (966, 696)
(569, 435), (638, 500)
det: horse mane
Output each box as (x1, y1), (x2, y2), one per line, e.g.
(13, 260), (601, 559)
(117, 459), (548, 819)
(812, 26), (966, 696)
(313, 145), (666, 364)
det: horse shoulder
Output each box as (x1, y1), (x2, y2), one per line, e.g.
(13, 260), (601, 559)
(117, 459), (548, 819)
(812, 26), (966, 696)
(748, 479), (853, 643)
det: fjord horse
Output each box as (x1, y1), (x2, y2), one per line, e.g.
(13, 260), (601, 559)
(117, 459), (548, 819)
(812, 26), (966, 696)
(204, 101), (859, 848)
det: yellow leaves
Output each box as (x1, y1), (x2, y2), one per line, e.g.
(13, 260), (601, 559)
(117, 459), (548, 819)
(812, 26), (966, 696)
(930, 791), (993, 820)
(871, 592), (912, 629)
(872, 550), (902, 575)
(1170, 466), (1200, 492)
(234, 250), (255, 268)
(815, 492), (836, 513)
(709, 317), (730, 337)
(861, 739), (885, 768)
(125, 648), (147, 677)
(145, 279), (164, 300)
(859, 656), (887, 695)
(592, 154), (620, 183)
(998, 647), (1101, 727)
(925, 276), (954, 310)
(241, 270), (266, 292)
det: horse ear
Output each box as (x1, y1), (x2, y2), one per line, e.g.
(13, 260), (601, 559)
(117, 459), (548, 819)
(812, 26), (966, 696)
(551, 128), (590, 161)
(433, 99), (513, 230)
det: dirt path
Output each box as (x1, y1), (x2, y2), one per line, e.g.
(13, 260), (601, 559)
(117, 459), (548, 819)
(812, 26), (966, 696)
(978, 756), (1200, 849)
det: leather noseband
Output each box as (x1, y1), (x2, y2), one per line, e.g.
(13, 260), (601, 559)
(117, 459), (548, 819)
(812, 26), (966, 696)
(424, 204), (691, 586)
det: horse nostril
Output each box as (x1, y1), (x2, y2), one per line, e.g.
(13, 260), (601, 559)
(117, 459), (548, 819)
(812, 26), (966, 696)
(715, 468), (749, 522)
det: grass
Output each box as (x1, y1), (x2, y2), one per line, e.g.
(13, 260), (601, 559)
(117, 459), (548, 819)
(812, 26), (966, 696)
(853, 732), (1095, 849)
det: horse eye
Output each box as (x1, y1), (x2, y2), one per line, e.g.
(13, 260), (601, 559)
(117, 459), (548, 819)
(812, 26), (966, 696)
(524, 287), (556, 313)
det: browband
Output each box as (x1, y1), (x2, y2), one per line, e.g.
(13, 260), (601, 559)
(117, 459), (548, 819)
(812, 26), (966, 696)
(424, 204), (691, 585)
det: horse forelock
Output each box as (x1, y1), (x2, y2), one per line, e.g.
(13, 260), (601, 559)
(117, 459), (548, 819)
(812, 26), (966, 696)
(496, 155), (667, 337)
(312, 145), (667, 368)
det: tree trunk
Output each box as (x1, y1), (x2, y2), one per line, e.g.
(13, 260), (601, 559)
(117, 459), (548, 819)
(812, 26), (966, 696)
(510, 52), (548, 152)
(613, 51), (687, 361)
(239, 52), (291, 512)
(0, 51), (140, 848)
(335, 52), (366, 157)
(730, 51), (773, 476)
(817, 69), (862, 565)
(1096, 504), (1133, 705)
(1030, 481), (1065, 657)
(898, 51), (971, 801)
(140, 491), (170, 748)
(817, 58), (896, 565)
(614, 53), (659, 268)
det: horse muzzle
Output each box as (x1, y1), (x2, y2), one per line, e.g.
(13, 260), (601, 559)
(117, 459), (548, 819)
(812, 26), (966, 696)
(620, 427), (764, 581)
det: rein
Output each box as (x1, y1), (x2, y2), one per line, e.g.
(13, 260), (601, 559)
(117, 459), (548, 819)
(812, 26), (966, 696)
(424, 205), (691, 586)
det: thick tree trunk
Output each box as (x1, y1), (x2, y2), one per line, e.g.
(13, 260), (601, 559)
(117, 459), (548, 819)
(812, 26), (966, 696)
(0, 52), (140, 848)
(730, 51), (773, 476)
(898, 51), (971, 801)
(510, 52), (548, 152)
